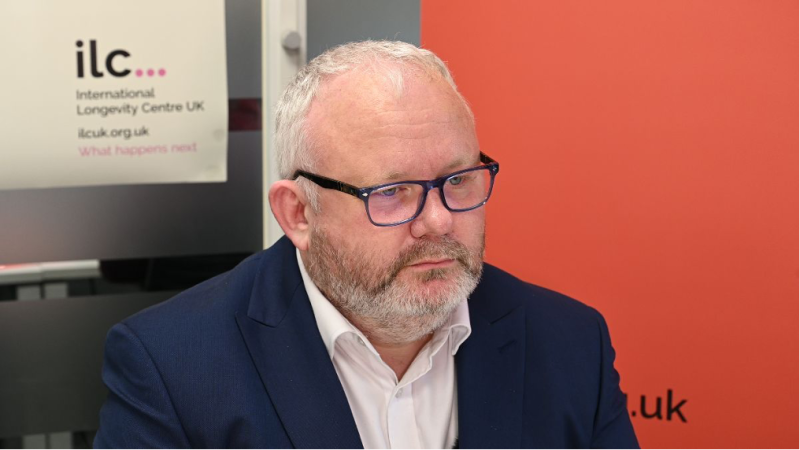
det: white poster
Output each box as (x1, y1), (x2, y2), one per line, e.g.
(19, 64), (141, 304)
(0, 0), (228, 190)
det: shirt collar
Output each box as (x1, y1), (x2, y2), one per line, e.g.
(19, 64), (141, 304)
(447, 296), (472, 356)
(296, 249), (472, 360)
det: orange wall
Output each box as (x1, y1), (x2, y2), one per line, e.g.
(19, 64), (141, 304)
(422, 1), (798, 448)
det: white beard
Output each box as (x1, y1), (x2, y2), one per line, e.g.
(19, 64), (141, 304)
(304, 227), (484, 345)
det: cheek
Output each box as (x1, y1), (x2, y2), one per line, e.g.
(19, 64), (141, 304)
(317, 194), (370, 236)
(358, 229), (408, 264)
(319, 209), (407, 265)
(453, 210), (486, 244)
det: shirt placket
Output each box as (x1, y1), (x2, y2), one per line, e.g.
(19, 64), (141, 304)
(387, 382), (420, 448)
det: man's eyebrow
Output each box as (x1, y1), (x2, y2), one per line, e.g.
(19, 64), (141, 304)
(444, 155), (476, 171)
(366, 155), (478, 185)
(356, 171), (405, 187)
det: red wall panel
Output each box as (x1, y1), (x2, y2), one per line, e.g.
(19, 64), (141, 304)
(422, 1), (798, 447)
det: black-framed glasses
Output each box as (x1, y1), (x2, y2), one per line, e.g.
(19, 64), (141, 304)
(292, 152), (500, 227)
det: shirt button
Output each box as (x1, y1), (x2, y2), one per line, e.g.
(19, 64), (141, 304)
(396, 388), (403, 397)
(357, 337), (365, 346)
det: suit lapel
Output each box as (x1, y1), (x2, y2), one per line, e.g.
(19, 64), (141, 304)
(235, 237), (362, 449)
(456, 269), (527, 449)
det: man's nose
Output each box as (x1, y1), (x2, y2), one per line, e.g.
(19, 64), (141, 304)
(410, 188), (454, 238)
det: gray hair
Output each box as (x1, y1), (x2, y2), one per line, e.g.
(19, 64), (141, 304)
(274, 40), (472, 209)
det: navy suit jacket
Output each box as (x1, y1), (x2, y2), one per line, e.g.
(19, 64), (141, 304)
(95, 236), (638, 448)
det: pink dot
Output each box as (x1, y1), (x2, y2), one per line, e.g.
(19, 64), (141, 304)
(135, 69), (143, 77)
(147, 69), (154, 77)
(158, 68), (166, 77)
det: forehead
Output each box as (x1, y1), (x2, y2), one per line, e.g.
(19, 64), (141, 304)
(305, 64), (478, 185)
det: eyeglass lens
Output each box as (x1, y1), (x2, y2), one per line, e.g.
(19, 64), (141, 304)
(366, 166), (493, 225)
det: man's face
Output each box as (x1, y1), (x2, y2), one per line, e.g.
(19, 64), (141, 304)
(301, 67), (485, 344)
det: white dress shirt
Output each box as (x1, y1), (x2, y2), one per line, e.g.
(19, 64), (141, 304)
(296, 250), (472, 449)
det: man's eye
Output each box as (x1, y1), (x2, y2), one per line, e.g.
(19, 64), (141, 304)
(376, 187), (399, 197)
(448, 176), (464, 186)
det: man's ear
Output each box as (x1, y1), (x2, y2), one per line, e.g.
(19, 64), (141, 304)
(268, 180), (312, 251)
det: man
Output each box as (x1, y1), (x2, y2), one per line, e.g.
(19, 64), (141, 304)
(95, 41), (638, 448)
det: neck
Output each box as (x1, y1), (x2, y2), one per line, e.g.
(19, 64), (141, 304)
(365, 329), (432, 380)
(345, 314), (434, 380)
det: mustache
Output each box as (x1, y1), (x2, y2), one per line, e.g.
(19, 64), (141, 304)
(384, 237), (473, 282)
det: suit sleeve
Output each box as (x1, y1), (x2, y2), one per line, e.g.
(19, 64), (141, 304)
(94, 323), (191, 449)
(590, 314), (640, 449)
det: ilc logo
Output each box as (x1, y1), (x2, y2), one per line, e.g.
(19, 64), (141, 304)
(76, 40), (166, 79)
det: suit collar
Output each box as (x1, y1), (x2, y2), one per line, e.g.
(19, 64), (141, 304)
(466, 264), (526, 324)
(456, 265), (527, 448)
(237, 236), (363, 448)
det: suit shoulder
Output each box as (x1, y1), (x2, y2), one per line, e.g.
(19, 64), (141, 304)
(479, 263), (604, 323)
(121, 251), (265, 332)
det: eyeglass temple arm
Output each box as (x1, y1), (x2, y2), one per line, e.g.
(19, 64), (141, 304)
(293, 170), (363, 198)
(480, 152), (497, 165)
